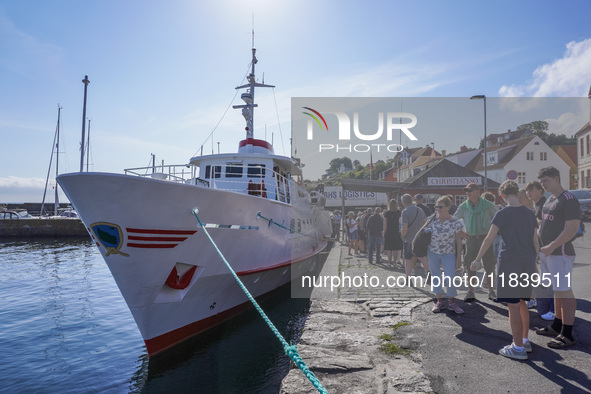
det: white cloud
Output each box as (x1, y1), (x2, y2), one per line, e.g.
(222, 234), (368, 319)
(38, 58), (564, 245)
(0, 176), (57, 203)
(499, 38), (591, 97)
(544, 99), (590, 136)
(0, 176), (46, 189)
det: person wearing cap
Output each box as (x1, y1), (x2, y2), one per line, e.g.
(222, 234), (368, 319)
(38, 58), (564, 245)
(414, 194), (432, 217)
(454, 182), (498, 302)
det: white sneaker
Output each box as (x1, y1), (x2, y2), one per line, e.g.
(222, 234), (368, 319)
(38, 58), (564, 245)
(523, 340), (532, 353)
(526, 299), (537, 309)
(499, 343), (527, 360)
(540, 311), (555, 321)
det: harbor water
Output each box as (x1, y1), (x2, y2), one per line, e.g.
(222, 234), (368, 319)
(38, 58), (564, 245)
(0, 238), (312, 393)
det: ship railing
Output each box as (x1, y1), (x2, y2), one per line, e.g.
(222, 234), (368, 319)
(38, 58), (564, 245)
(205, 164), (292, 204)
(124, 164), (209, 187)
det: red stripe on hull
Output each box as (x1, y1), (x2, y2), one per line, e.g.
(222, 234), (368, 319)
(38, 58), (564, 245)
(128, 235), (188, 242)
(145, 299), (254, 355)
(127, 243), (179, 248)
(236, 249), (320, 276)
(126, 228), (197, 235)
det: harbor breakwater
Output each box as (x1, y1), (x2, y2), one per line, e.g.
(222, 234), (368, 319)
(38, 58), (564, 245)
(0, 218), (88, 238)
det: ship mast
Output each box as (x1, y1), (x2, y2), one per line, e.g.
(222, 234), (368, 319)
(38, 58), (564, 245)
(233, 29), (274, 140)
(40, 105), (61, 217)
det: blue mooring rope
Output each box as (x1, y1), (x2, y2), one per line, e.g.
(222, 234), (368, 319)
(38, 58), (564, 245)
(192, 209), (327, 394)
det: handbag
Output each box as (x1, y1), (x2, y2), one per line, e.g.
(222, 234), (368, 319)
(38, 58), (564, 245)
(412, 214), (436, 258)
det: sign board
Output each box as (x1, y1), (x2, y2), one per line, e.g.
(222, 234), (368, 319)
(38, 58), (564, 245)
(426, 177), (482, 186)
(321, 186), (388, 208)
(506, 170), (518, 180)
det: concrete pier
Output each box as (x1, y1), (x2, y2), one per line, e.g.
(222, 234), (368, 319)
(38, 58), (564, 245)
(282, 238), (591, 393)
(281, 244), (434, 393)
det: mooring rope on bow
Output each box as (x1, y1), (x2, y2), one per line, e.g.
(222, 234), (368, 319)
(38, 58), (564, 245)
(256, 211), (322, 242)
(191, 208), (327, 394)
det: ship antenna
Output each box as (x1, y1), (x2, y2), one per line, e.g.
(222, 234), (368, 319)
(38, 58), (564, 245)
(233, 22), (275, 140)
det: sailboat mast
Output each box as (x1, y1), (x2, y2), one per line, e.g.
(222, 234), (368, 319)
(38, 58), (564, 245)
(86, 118), (91, 172)
(80, 75), (90, 172)
(54, 106), (61, 216)
(40, 105), (61, 217)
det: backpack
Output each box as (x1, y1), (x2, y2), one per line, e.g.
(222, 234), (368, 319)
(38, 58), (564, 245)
(412, 214), (436, 258)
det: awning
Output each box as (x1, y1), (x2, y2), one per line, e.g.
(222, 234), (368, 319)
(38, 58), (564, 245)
(340, 178), (407, 193)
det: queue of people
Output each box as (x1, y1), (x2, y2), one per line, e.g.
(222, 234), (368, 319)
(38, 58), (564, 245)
(328, 165), (582, 360)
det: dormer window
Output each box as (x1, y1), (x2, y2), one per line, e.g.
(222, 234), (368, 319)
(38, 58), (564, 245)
(487, 153), (496, 165)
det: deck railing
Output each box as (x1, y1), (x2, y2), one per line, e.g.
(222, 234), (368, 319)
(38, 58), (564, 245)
(124, 164), (209, 186)
(123, 163), (294, 203)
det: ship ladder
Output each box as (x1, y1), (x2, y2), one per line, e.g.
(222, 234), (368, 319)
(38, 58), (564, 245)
(192, 208), (327, 394)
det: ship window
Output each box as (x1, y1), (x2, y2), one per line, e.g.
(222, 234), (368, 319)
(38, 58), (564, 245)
(205, 165), (222, 179)
(247, 164), (266, 178)
(226, 163), (243, 178)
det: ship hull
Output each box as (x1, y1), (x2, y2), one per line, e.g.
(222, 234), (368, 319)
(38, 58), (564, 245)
(57, 172), (330, 355)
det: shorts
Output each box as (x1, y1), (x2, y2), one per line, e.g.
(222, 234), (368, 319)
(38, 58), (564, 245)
(539, 252), (574, 291)
(403, 240), (414, 260)
(498, 297), (530, 304)
(349, 230), (359, 241)
(464, 237), (496, 275)
(358, 229), (366, 240)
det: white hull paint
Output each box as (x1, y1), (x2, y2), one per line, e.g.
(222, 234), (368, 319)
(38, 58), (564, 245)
(58, 172), (331, 355)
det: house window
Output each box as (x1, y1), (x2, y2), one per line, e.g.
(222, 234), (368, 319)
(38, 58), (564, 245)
(587, 135), (590, 156)
(582, 138), (586, 158)
(526, 152), (534, 160)
(517, 172), (526, 184)
(540, 152), (547, 161)
(487, 153), (496, 165)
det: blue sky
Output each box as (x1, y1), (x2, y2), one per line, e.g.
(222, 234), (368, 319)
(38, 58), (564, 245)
(1, 0), (591, 202)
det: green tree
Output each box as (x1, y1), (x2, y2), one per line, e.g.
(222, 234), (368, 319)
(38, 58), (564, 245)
(517, 121), (549, 138)
(328, 157), (353, 174)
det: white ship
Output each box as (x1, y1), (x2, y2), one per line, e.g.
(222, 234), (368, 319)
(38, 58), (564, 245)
(57, 45), (332, 356)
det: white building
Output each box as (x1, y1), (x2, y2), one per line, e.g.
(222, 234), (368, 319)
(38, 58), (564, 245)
(575, 122), (591, 189)
(468, 135), (570, 189)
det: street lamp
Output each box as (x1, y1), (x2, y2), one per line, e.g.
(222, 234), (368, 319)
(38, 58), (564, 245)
(470, 95), (487, 192)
